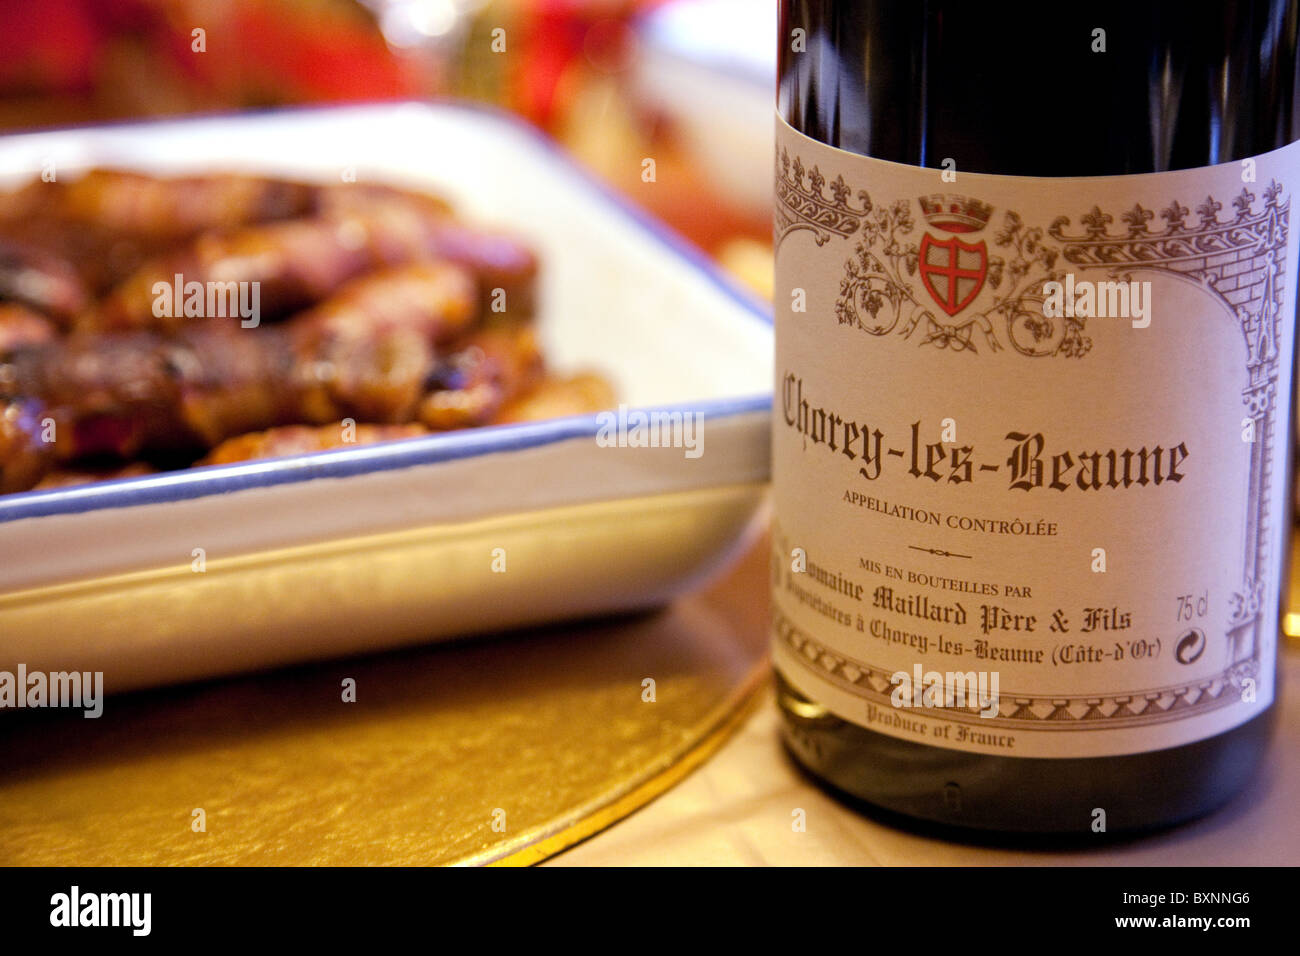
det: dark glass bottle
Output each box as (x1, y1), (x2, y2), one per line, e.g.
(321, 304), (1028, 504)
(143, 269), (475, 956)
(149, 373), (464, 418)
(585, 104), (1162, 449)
(775, 0), (1295, 833)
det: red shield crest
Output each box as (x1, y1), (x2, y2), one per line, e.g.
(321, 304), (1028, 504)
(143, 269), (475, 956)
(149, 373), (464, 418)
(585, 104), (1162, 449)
(918, 234), (987, 316)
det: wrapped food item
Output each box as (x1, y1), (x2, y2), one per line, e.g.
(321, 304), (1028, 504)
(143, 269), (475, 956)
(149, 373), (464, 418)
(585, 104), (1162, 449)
(199, 422), (427, 466)
(34, 461), (155, 489)
(0, 304), (56, 351)
(491, 373), (616, 424)
(0, 238), (89, 323)
(85, 195), (538, 331)
(0, 167), (609, 497)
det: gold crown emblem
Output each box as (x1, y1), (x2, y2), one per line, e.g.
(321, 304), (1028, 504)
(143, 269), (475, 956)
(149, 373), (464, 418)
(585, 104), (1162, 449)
(918, 194), (993, 233)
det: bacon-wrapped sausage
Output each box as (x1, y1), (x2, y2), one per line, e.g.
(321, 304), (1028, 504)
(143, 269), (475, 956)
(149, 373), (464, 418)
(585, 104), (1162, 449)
(0, 316), (544, 492)
(490, 373), (616, 424)
(287, 263), (477, 425)
(34, 461), (156, 490)
(0, 239), (90, 323)
(85, 204), (538, 332)
(418, 323), (544, 430)
(199, 422), (428, 466)
(0, 398), (53, 494)
(1, 327), (299, 461)
(0, 170), (325, 296)
(87, 217), (381, 332)
(1, 169), (318, 241)
(0, 304), (57, 352)
(289, 261), (478, 349)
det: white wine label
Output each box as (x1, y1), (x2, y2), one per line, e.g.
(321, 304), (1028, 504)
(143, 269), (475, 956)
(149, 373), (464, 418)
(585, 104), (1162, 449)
(772, 113), (1296, 757)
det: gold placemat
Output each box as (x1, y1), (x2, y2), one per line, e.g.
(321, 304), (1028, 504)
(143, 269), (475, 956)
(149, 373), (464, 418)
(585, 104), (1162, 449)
(0, 540), (770, 866)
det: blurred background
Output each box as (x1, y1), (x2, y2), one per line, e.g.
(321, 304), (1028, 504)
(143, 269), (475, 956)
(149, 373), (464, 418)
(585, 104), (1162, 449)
(0, 0), (775, 296)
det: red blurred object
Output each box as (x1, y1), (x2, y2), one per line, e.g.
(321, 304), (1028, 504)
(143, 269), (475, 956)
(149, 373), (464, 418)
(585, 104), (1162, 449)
(0, 0), (102, 92)
(509, 0), (661, 129)
(0, 0), (428, 128)
(196, 3), (414, 101)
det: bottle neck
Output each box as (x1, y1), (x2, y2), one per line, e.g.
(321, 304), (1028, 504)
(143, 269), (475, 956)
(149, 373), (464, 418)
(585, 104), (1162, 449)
(778, 0), (1300, 175)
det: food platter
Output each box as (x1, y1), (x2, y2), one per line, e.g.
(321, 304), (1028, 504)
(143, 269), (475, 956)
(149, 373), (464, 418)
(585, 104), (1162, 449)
(0, 103), (773, 691)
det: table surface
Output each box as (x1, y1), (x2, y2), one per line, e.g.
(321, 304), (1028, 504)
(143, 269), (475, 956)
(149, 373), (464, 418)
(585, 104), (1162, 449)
(551, 546), (1300, 866)
(0, 537), (770, 866)
(3, 526), (1293, 866)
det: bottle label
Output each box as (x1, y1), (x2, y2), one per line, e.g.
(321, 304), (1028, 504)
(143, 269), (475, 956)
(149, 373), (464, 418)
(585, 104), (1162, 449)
(772, 114), (1295, 757)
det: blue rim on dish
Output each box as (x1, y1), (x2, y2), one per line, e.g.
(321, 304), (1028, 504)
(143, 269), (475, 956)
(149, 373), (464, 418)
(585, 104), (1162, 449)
(0, 396), (771, 523)
(0, 103), (775, 524)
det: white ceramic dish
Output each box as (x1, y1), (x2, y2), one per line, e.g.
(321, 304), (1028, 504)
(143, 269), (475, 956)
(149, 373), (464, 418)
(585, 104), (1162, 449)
(0, 103), (773, 692)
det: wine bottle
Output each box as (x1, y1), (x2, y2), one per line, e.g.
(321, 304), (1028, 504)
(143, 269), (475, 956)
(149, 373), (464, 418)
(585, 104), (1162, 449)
(773, 0), (1297, 833)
